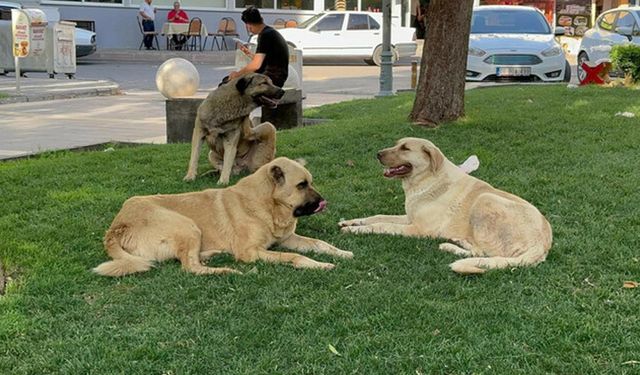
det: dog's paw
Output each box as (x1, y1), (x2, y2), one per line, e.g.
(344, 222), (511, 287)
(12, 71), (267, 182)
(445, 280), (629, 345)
(335, 249), (354, 259)
(317, 262), (336, 270)
(216, 177), (230, 185)
(183, 173), (197, 182)
(294, 258), (335, 270)
(338, 218), (365, 227)
(341, 225), (372, 234)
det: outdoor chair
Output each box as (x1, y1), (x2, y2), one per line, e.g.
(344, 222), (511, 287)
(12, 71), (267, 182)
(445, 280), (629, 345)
(186, 17), (204, 51)
(273, 18), (286, 29)
(137, 15), (160, 50)
(207, 17), (240, 51)
(285, 19), (298, 28)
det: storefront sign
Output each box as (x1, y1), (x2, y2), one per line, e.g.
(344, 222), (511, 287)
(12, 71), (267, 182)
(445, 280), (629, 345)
(556, 0), (591, 37)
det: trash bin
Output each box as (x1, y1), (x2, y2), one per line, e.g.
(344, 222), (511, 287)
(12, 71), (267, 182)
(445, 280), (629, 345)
(0, 10), (76, 78)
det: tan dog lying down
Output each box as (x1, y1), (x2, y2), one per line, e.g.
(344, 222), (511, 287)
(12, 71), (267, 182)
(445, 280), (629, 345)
(339, 137), (552, 274)
(94, 157), (353, 276)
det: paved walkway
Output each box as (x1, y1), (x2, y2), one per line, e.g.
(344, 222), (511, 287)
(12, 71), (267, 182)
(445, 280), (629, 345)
(0, 79), (371, 160)
(0, 77), (120, 104)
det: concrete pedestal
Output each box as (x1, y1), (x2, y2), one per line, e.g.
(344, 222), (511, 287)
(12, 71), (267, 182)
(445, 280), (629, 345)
(261, 89), (303, 129)
(165, 88), (303, 143)
(165, 98), (202, 143)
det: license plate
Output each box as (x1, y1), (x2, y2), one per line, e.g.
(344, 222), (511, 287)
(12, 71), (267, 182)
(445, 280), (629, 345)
(496, 67), (531, 77)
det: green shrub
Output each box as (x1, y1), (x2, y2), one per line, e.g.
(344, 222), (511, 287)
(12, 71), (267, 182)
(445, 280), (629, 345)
(610, 44), (640, 83)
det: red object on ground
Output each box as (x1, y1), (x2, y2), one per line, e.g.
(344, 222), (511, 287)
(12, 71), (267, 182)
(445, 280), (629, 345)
(579, 61), (607, 85)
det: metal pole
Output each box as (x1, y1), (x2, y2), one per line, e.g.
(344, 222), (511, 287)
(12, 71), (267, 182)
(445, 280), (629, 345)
(15, 56), (21, 95)
(411, 59), (417, 89)
(377, 0), (394, 97)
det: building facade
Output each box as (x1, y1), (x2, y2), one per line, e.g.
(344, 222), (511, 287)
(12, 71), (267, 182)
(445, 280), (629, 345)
(10, 0), (410, 49)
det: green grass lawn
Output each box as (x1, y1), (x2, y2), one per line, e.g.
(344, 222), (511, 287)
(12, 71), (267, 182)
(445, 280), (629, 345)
(1, 85), (639, 374)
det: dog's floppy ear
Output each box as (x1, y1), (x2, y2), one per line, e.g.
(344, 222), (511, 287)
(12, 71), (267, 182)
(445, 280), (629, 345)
(270, 165), (285, 185)
(422, 145), (444, 173)
(235, 75), (253, 95)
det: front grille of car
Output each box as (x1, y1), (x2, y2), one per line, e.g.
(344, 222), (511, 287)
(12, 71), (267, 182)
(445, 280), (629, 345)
(483, 54), (542, 65)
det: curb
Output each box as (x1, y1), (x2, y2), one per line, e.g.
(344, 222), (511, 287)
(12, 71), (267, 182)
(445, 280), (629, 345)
(0, 86), (121, 105)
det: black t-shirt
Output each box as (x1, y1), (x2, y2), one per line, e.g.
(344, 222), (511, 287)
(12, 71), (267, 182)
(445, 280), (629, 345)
(256, 25), (289, 88)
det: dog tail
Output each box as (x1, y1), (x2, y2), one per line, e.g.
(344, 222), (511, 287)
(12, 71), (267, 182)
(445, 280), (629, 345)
(93, 230), (153, 277)
(449, 245), (548, 275)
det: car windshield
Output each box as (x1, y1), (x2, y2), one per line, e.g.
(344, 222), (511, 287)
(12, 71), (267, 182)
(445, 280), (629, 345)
(298, 12), (324, 28)
(471, 9), (551, 34)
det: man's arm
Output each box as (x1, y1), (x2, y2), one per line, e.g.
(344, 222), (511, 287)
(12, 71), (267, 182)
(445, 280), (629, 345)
(229, 53), (265, 79)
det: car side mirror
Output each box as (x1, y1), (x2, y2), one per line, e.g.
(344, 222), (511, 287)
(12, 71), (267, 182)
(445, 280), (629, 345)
(554, 26), (566, 36)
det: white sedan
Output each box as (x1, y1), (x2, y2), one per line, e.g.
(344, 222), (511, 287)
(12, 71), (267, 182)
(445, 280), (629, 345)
(577, 6), (640, 80)
(466, 5), (570, 82)
(253, 11), (416, 66)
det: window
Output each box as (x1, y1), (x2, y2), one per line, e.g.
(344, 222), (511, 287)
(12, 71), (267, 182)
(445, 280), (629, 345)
(598, 12), (617, 32)
(615, 11), (640, 36)
(180, 0), (226, 7)
(347, 13), (368, 30)
(311, 13), (344, 31)
(324, 0), (357, 11)
(471, 9), (550, 34)
(368, 15), (379, 29)
(236, 0), (275, 8)
(361, 0), (381, 11)
(277, 0), (313, 10)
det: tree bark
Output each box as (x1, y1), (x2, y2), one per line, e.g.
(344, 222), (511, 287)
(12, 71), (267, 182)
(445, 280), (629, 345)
(410, 0), (474, 127)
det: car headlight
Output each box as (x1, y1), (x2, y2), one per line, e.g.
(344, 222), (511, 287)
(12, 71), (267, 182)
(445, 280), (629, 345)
(541, 46), (561, 57)
(468, 47), (486, 57)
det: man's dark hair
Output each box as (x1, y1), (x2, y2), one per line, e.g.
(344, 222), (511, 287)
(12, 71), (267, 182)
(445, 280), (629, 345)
(241, 6), (263, 24)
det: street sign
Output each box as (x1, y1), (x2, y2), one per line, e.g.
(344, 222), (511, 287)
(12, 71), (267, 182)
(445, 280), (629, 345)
(10, 8), (47, 93)
(11, 9), (30, 57)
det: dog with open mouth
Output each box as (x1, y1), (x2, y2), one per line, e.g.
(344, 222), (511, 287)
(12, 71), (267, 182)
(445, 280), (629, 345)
(339, 137), (552, 275)
(95, 157), (353, 276)
(185, 73), (285, 185)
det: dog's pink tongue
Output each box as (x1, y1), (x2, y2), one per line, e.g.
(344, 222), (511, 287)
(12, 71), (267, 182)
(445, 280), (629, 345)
(384, 166), (408, 177)
(314, 200), (327, 213)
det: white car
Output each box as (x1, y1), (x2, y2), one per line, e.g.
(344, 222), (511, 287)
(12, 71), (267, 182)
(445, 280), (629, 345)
(0, 1), (96, 57)
(466, 5), (570, 82)
(252, 11), (416, 66)
(577, 6), (640, 80)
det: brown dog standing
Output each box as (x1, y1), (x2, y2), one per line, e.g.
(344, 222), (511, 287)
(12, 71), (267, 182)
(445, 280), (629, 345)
(95, 157), (353, 276)
(339, 137), (552, 274)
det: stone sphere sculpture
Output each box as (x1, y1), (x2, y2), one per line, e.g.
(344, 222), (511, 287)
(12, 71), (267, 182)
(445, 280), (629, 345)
(155, 58), (200, 99)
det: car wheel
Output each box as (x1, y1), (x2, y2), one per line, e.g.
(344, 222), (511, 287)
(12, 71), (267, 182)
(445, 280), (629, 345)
(563, 60), (571, 82)
(368, 45), (399, 66)
(577, 51), (589, 83)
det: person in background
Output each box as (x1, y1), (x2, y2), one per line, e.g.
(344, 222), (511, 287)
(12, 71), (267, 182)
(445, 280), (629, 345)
(139, 0), (157, 50)
(167, 1), (189, 50)
(227, 6), (289, 88)
(413, 0), (429, 40)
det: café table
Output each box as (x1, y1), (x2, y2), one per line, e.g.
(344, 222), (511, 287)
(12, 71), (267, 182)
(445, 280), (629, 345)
(161, 22), (208, 50)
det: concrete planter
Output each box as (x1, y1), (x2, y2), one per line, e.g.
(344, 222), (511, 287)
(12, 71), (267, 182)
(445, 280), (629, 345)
(165, 88), (303, 143)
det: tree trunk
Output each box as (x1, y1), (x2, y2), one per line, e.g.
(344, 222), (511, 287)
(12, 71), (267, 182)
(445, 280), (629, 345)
(410, 0), (474, 127)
